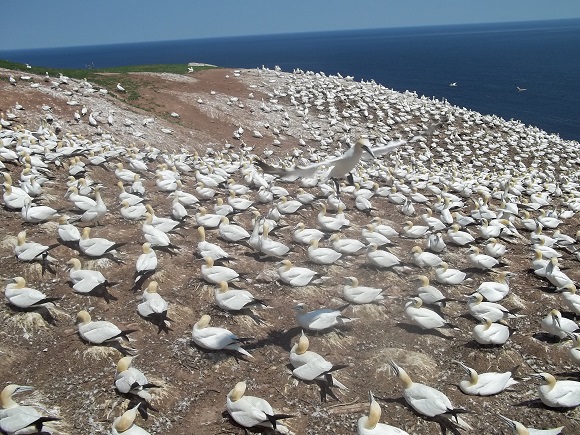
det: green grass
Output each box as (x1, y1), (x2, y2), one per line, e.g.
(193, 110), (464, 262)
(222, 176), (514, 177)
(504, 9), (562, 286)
(0, 59), (217, 101)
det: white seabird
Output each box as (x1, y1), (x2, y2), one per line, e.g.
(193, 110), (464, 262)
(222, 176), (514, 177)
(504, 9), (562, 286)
(215, 280), (267, 312)
(201, 256), (239, 284)
(112, 405), (150, 435)
(388, 360), (469, 426)
(498, 414), (564, 435)
(289, 331), (348, 401)
(114, 356), (157, 401)
(4, 276), (59, 309)
(191, 314), (253, 358)
(533, 372), (580, 408)
(0, 384), (60, 435)
(307, 239), (342, 265)
(404, 297), (455, 333)
(358, 390), (409, 435)
(455, 361), (518, 396)
(294, 303), (352, 332)
(67, 258), (114, 296)
(472, 317), (511, 345)
(476, 271), (514, 302)
(226, 381), (293, 432)
(435, 262), (467, 285)
(277, 260), (320, 287)
(541, 309), (578, 339)
(342, 276), (384, 305)
(137, 281), (169, 330)
(76, 310), (136, 344)
(467, 292), (519, 322)
(79, 227), (125, 258)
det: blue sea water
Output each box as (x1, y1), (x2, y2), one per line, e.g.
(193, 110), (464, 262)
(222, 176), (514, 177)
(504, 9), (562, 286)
(2, 19), (579, 140)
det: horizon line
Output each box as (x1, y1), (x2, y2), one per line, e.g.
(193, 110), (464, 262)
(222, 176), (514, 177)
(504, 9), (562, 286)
(1, 17), (579, 53)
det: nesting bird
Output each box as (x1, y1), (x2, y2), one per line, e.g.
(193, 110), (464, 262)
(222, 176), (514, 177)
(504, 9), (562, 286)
(289, 331), (348, 401)
(294, 303), (352, 332)
(455, 361), (518, 396)
(358, 391), (409, 435)
(191, 314), (253, 358)
(226, 381), (293, 432)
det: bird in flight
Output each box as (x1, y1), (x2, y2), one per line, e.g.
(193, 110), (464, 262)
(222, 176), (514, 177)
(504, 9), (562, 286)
(516, 86), (527, 92)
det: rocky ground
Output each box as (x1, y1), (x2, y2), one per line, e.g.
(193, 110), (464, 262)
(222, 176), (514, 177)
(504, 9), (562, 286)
(0, 65), (579, 435)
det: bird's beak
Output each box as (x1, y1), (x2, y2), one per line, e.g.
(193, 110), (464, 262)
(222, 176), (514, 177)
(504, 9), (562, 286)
(362, 145), (376, 159)
(16, 386), (34, 394)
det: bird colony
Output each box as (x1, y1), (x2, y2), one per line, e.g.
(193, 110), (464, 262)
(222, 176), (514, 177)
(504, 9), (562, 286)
(0, 65), (579, 435)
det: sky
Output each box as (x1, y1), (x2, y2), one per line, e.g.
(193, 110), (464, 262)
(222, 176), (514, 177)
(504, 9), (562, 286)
(2, 0), (580, 51)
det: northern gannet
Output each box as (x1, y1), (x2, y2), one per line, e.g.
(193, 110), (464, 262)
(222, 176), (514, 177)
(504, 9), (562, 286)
(142, 213), (179, 252)
(134, 242), (157, 289)
(435, 262), (467, 285)
(226, 381), (293, 432)
(541, 309), (578, 339)
(14, 230), (57, 263)
(78, 185), (107, 224)
(342, 276), (384, 305)
(137, 281), (169, 331)
(294, 303), (352, 331)
(144, 204), (181, 233)
(476, 271), (514, 302)
(278, 260), (320, 287)
(498, 414), (564, 435)
(112, 405), (150, 435)
(195, 206), (221, 228)
(79, 227), (125, 258)
(289, 331), (348, 401)
(467, 292), (520, 322)
(218, 216), (249, 242)
(388, 360), (469, 424)
(366, 243), (401, 269)
(329, 233), (365, 255)
(215, 280), (267, 312)
(401, 221), (429, 239)
(426, 232), (446, 253)
(201, 256), (239, 284)
(57, 215), (81, 243)
(358, 391), (409, 435)
(292, 223), (324, 245)
(362, 224), (393, 246)
(191, 314), (253, 358)
(316, 202), (348, 232)
(467, 246), (500, 270)
(5, 276), (60, 309)
(21, 197), (58, 223)
(411, 246), (443, 268)
(196, 226), (230, 261)
(533, 372), (580, 408)
(0, 384), (60, 435)
(404, 297), (455, 332)
(446, 224), (475, 246)
(114, 356), (157, 401)
(455, 362), (518, 396)
(67, 258), (116, 298)
(258, 223), (290, 257)
(120, 201), (147, 220)
(413, 275), (453, 306)
(307, 239), (342, 265)
(472, 317), (510, 345)
(257, 138), (392, 191)
(76, 310), (137, 345)
(566, 332), (580, 365)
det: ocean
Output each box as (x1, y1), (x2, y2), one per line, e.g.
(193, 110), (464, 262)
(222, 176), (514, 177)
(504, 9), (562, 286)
(2, 19), (579, 141)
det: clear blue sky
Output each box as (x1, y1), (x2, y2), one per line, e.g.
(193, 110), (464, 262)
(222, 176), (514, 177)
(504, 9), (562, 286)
(3, 0), (580, 50)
